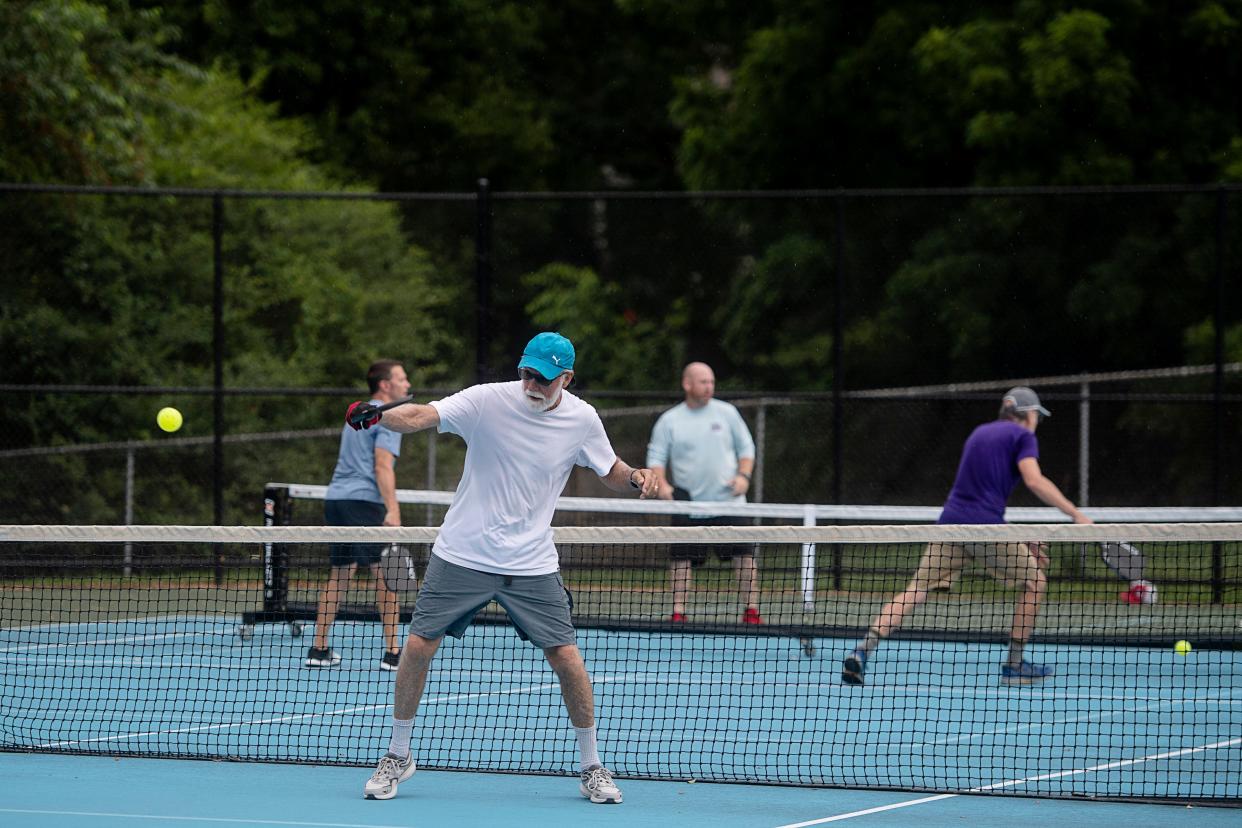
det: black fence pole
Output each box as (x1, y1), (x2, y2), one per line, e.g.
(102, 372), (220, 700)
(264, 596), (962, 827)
(475, 178), (493, 384)
(832, 197), (846, 590)
(832, 197), (845, 504)
(212, 193), (225, 585)
(1212, 187), (1226, 603)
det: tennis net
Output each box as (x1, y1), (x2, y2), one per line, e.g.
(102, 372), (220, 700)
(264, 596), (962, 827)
(1, 521), (1239, 803)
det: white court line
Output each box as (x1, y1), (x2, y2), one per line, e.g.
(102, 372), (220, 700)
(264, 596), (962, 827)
(0, 615), (238, 653)
(33, 674), (640, 748)
(971, 736), (1242, 791)
(0, 613), (225, 632)
(773, 737), (1242, 827)
(611, 676), (1197, 703)
(9, 655), (1220, 708)
(911, 695), (1241, 748)
(0, 631), (212, 653)
(1, 658), (316, 668)
(34, 701), (392, 748)
(774, 794), (959, 827)
(0, 810), (409, 828)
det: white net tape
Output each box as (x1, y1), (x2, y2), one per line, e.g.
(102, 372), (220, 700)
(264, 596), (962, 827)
(3, 522), (1242, 545)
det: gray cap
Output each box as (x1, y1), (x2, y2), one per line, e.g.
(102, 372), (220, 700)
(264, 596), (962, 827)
(1002, 386), (1050, 417)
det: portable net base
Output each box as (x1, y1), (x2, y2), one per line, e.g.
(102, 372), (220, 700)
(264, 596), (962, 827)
(1, 522), (1239, 805)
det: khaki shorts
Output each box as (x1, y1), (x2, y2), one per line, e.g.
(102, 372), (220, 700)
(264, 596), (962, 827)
(910, 541), (1041, 592)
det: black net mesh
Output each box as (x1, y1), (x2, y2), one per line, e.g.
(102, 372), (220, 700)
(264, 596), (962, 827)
(2, 523), (1238, 802)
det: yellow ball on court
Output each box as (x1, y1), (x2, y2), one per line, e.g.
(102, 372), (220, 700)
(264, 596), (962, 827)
(157, 407), (183, 433)
(1174, 640), (1192, 656)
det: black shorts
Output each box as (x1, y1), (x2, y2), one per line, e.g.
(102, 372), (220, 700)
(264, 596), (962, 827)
(324, 499), (387, 567)
(670, 513), (757, 567)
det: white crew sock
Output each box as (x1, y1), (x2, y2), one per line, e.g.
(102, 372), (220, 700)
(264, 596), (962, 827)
(574, 724), (601, 772)
(388, 716), (414, 758)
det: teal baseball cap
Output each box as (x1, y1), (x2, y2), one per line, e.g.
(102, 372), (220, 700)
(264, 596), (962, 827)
(517, 332), (576, 380)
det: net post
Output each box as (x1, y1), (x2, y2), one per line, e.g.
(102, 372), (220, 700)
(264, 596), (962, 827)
(800, 504), (816, 611)
(262, 485), (292, 612)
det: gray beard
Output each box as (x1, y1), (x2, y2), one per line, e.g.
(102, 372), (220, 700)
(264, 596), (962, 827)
(523, 392), (553, 413)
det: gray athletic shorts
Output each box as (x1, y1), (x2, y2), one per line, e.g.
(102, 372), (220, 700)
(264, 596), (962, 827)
(409, 554), (576, 648)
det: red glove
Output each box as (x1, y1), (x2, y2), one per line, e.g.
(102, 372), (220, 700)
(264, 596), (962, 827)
(345, 401), (382, 430)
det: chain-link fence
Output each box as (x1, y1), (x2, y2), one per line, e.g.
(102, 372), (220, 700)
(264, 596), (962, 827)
(2, 183), (1239, 523)
(3, 365), (1239, 527)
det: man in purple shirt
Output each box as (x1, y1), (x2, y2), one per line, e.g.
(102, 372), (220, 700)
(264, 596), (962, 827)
(842, 387), (1092, 687)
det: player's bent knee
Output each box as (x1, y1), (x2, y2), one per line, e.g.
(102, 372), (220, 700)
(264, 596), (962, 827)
(405, 633), (441, 656)
(544, 643), (583, 668)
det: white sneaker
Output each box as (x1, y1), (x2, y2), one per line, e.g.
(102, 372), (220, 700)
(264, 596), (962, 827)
(363, 752), (415, 800)
(579, 764), (622, 804)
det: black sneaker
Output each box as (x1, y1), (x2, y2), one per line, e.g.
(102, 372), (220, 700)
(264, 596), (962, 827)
(380, 650), (400, 672)
(304, 647), (341, 668)
(842, 648), (867, 686)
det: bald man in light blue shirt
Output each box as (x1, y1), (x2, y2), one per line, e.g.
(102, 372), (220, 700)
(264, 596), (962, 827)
(647, 362), (762, 624)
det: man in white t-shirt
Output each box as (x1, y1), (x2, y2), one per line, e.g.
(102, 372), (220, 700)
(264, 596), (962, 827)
(345, 332), (659, 806)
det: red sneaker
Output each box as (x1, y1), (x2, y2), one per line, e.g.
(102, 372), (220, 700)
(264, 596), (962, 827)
(1122, 580), (1157, 605)
(1120, 581), (1157, 605)
(742, 607), (763, 625)
(669, 612), (688, 623)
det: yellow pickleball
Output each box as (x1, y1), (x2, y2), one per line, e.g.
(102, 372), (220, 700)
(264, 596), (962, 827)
(1174, 640), (1192, 656)
(157, 407), (183, 433)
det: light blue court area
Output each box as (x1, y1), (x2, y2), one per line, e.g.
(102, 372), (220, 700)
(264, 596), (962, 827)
(0, 753), (1238, 828)
(1, 614), (1239, 806)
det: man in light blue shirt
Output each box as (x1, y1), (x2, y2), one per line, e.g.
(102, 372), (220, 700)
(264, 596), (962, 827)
(647, 362), (762, 624)
(306, 359), (409, 671)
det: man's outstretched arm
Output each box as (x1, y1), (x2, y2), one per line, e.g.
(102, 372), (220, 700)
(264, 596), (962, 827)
(1018, 457), (1092, 523)
(601, 458), (660, 499)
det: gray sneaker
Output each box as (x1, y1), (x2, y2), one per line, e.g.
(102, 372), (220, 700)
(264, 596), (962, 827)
(579, 764), (622, 804)
(363, 752), (415, 800)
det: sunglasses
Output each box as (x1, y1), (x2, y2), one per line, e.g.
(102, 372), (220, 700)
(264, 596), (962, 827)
(519, 368), (560, 386)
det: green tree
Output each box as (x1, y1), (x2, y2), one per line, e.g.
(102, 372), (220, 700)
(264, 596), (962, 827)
(0, 4), (461, 521)
(523, 263), (687, 390)
(148, 0), (690, 191)
(146, 69), (460, 394)
(670, 1), (1242, 189)
(716, 235), (835, 389)
(0, 0), (186, 184)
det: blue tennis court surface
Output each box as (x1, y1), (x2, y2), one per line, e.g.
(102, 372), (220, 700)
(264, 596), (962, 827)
(2, 614), (1240, 809)
(0, 753), (1238, 828)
